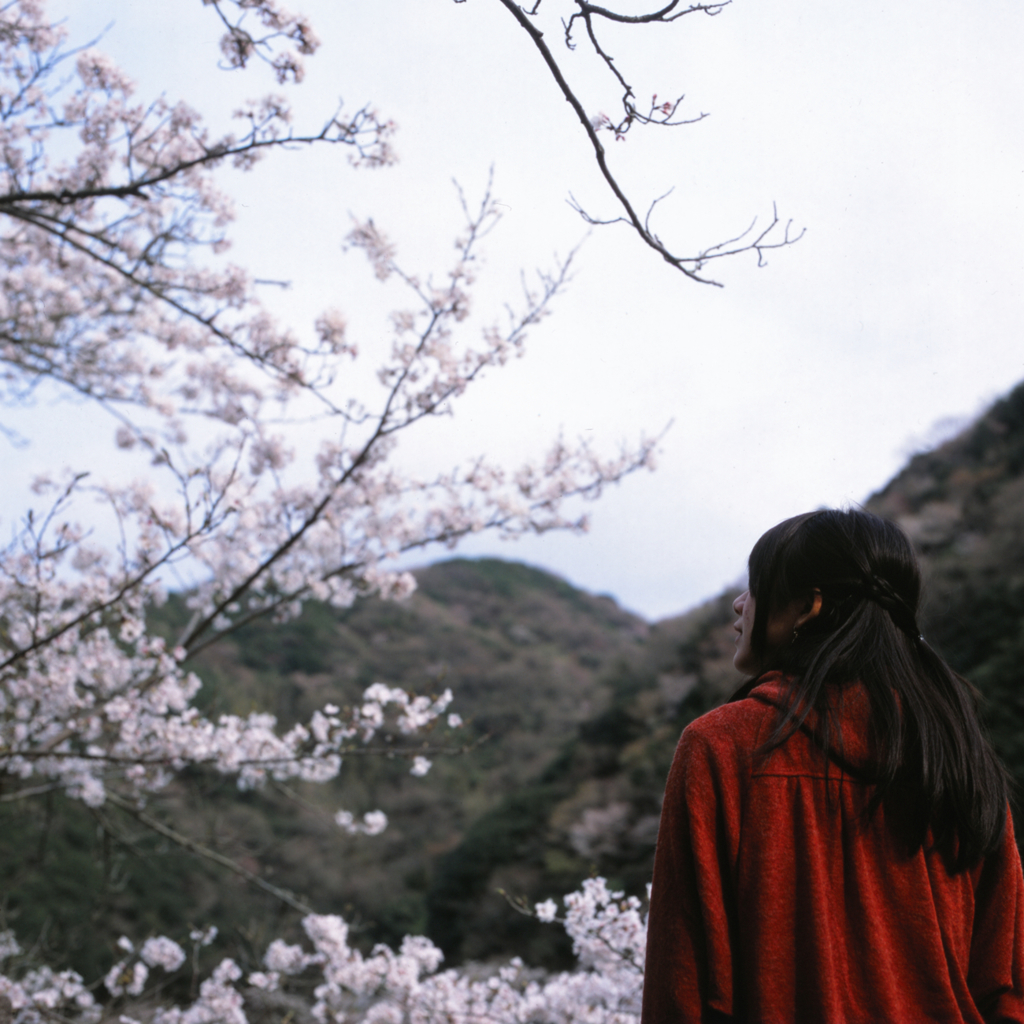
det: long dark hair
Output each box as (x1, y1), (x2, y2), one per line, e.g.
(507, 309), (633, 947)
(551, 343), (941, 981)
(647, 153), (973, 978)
(742, 507), (1009, 871)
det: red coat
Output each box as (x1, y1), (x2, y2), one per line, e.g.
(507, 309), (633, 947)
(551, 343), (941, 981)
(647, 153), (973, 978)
(642, 672), (1024, 1023)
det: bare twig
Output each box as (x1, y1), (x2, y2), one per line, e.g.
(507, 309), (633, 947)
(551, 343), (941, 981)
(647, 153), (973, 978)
(0, 782), (62, 802)
(105, 790), (315, 915)
(2, 734), (492, 766)
(485, 0), (802, 285)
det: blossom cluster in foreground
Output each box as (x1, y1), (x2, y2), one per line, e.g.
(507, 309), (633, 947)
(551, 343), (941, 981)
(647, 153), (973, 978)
(0, 878), (646, 1024)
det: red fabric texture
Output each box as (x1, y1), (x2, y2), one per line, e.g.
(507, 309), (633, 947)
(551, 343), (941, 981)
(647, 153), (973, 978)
(641, 672), (1024, 1023)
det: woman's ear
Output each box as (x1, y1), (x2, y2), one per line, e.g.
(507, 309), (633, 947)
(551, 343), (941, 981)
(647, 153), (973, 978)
(795, 588), (823, 630)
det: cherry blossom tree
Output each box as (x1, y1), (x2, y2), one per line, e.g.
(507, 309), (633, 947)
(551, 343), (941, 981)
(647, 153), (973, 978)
(0, 0), (655, 822)
(0, 0), (791, 1017)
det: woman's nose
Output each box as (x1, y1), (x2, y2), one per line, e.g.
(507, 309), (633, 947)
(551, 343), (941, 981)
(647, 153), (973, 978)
(733, 591), (747, 615)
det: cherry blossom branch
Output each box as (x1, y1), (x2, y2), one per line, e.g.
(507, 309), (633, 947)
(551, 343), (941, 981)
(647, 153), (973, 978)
(0, 106), (390, 207)
(180, 425), (656, 659)
(0, 874), (648, 1022)
(0, 27), (393, 430)
(0, 5), (666, 1017)
(174, 184), (596, 654)
(0, 5), (658, 846)
(4, 192), (351, 415)
(485, 0), (802, 285)
(0, 495), (213, 675)
(5, 732), (488, 766)
(203, 0), (320, 83)
(0, 781), (62, 802)
(104, 790), (316, 914)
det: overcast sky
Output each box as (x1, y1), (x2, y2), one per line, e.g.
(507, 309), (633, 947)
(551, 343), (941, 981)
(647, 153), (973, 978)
(19, 0), (1024, 620)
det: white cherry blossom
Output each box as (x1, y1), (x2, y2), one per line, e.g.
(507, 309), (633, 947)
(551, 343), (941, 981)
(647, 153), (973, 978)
(0, 4), (660, 1020)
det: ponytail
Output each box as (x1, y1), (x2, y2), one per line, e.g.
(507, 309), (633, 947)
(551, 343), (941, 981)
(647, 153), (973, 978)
(744, 508), (1009, 871)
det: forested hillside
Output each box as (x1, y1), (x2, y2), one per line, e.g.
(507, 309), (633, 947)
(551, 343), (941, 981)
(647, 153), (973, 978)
(6, 383), (1024, 979)
(870, 381), (1024, 780)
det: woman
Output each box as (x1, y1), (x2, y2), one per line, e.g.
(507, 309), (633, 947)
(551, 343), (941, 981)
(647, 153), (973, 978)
(641, 509), (1024, 1023)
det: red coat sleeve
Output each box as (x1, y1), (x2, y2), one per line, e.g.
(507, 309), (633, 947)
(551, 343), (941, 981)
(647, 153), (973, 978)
(641, 715), (745, 1023)
(969, 810), (1024, 1023)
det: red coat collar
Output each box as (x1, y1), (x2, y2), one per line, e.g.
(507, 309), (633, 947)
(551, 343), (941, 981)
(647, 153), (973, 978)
(746, 670), (878, 771)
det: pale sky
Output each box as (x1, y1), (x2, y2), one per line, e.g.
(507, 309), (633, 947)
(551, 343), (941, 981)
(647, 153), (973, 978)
(14, 0), (1024, 620)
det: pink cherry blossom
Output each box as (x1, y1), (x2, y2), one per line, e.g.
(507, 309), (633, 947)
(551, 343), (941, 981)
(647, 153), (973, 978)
(0, 4), (660, 1019)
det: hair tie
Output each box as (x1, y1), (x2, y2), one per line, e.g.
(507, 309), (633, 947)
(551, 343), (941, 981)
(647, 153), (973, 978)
(861, 573), (921, 640)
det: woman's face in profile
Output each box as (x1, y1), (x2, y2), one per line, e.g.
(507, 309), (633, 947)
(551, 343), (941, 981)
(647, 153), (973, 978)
(732, 589), (758, 674)
(733, 584), (823, 675)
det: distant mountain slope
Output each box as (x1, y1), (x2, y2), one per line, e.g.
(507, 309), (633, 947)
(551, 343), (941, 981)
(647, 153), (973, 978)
(425, 590), (740, 966)
(428, 379), (1024, 966)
